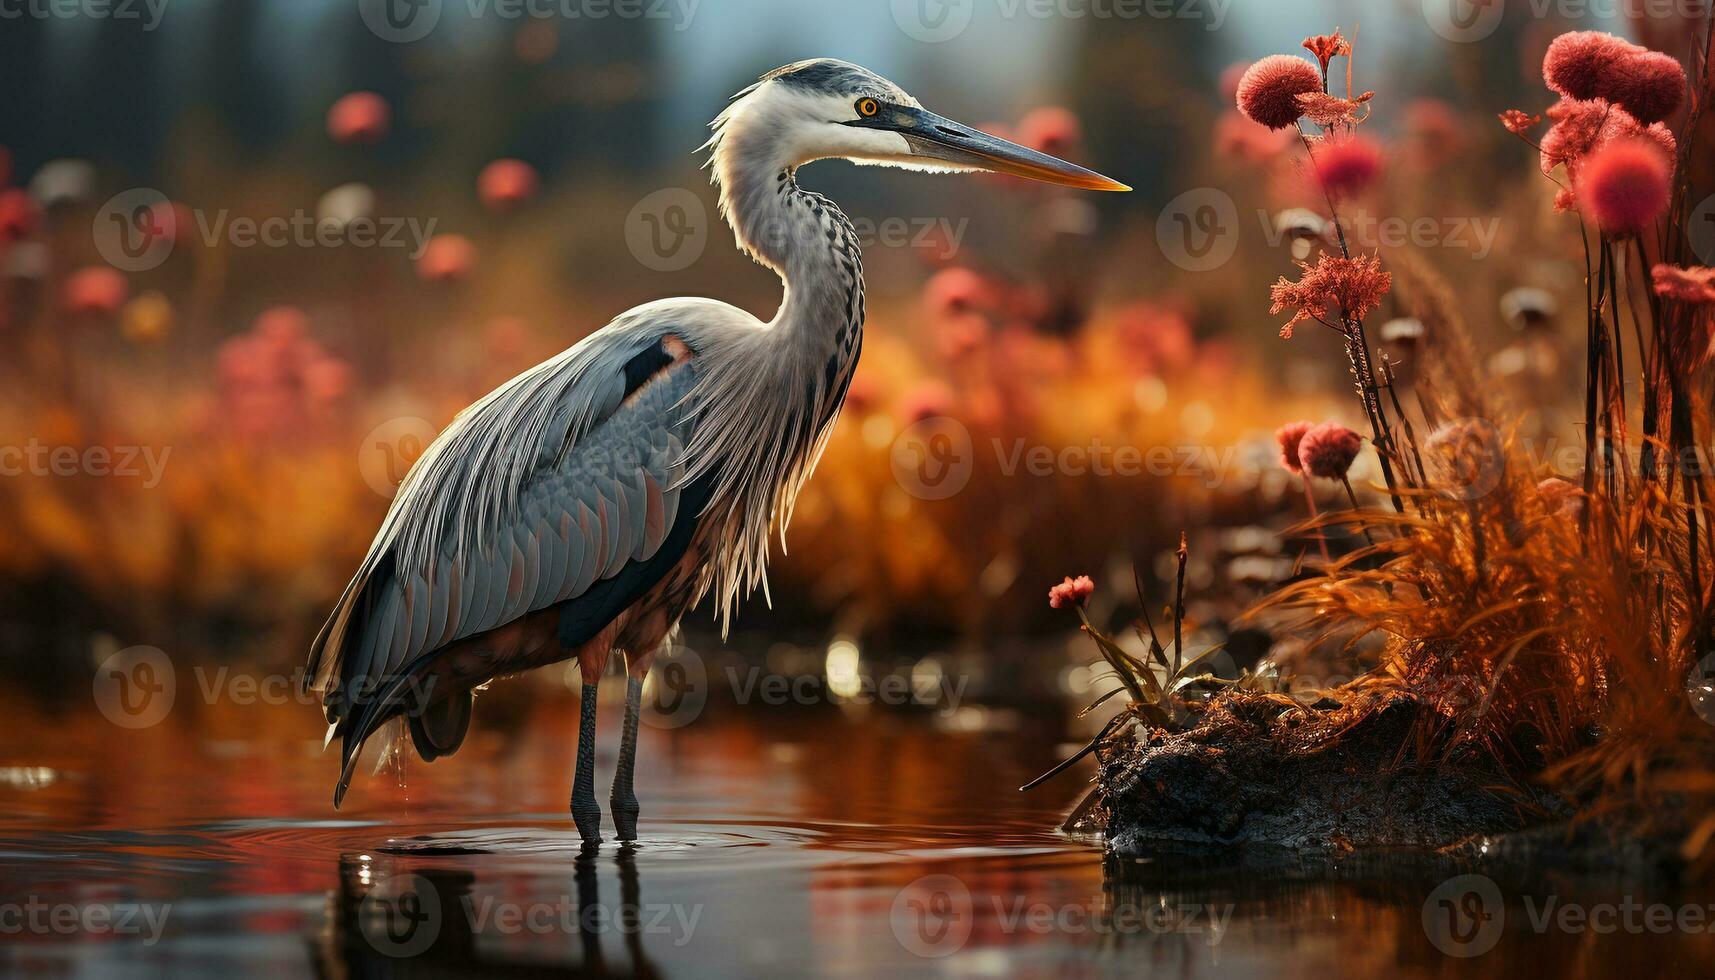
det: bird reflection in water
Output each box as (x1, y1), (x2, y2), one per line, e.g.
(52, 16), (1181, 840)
(321, 843), (662, 978)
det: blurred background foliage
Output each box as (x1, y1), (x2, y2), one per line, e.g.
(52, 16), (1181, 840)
(0, 0), (1667, 678)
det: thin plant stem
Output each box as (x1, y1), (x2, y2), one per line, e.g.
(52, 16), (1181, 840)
(1173, 533), (1187, 677)
(1303, 477), (1332, 564)
(1339, 475), (1380, 550)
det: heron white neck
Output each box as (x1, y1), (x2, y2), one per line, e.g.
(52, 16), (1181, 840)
(681, 80), (873, 631)
(712, 135), (866, 344)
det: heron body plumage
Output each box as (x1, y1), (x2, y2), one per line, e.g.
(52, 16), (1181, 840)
(304, 58), (1127, 831)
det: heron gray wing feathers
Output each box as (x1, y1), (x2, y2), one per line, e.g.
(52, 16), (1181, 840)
(305, 302), (736, 719)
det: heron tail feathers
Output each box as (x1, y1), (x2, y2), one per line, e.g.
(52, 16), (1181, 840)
(330, 649), (451, 808)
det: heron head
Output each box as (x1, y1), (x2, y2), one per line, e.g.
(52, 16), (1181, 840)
(714, 58), (1129, 192)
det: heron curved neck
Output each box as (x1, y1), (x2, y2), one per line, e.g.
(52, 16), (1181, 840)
(716, 155), (865, 345)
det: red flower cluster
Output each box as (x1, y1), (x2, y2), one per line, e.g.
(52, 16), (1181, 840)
(1269, 253), (1392, 339)
(924, 267), (994, 318)
(1297, 90), (1373, 129)
(1653, 265), (1715, 305)
(1302, 32), (1350, 75)
(1529, 33), (1682, 218)
(478, 159), (539, 212)
(1017, 106), (1082, 157)
(1499, 109), (1540, 135)
(899, 380), (954, 424)
(60, 267), (128, 317)
(1313, 135), (1384, 196)
(1539, 97), (1675, 180)
(1115, 301), (1196, 376)
(327, 92), (391, 145)
(0, 188), (40, 242)
(1544, 31), (1685, 123)
(1605, 50), (1687, 126)
(1576, 138), (1672, 236)
(1213, 111), (1293, 163)
(417, 234), (477, 283)
(1404, 99), (1463, 168)
(1048, 575), (1095, 610)
(1298, 422), (1363, 480)
(1275, 420), (1315, 473)
(1237, 55), (1323, 131)
(217, 307), (352, 437)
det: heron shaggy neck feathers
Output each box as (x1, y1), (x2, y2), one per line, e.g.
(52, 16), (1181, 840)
(680, 68), (872, 627)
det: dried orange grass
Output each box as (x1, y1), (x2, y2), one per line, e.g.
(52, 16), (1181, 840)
(1260, 257), (1715, 866)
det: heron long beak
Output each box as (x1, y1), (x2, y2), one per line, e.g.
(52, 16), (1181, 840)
(852, 105), (1130, 192)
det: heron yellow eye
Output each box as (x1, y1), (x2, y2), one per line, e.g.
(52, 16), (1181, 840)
(856, 98), (879, 118)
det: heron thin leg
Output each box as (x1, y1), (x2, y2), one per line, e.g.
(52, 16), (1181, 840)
(572, 679), (603, 844)
(610, 674), (644, 841)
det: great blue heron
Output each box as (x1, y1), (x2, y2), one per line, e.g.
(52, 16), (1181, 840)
(304, 58), (1127, 843)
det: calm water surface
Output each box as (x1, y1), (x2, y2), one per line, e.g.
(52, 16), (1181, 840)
(1, 669), (1712, 978)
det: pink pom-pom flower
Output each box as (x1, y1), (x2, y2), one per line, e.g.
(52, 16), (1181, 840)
(1299, 422), (1363, 480)
(1544, 31), (1637, 101)
(1236, 55), (1323, 131)
(1602, 50), (1685, 125)
(1577, 138), (1672, 236)
(1314, 135), (1385, 196)
(1275, 420), (1316, 473)
(1543, 31), (1685, 125)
